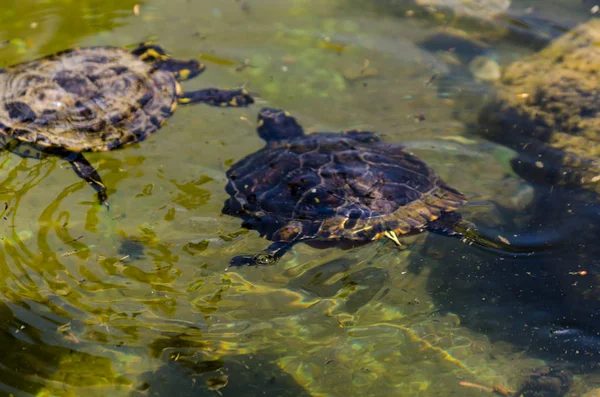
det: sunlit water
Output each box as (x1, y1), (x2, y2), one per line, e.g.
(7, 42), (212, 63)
(0, 0), (599, 396)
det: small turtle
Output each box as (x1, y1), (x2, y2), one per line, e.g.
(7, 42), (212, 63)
(0, 43), (254, 205)
(223, 108), (509, 267)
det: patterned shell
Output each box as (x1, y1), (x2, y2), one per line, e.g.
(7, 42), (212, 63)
(224, 127), (466, 243)
(0, 46), (177, 152)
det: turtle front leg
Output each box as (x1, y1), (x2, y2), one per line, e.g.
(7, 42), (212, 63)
(54, 150), (108, 207)
(229, 241), (295, 267)
(69, 154), (108, 207)
(179, 88), (254, 107)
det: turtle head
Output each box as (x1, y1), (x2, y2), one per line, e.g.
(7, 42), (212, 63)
(131, 43), (205, 81)
(157, 58), (205, 81)
(257, 108), (304, 143)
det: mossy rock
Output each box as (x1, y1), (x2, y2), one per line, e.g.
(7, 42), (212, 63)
(479, 19), (600, 194)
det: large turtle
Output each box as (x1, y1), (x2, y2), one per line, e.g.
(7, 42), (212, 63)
(223, 108), (509, 267)
(0, 43), (254, 205)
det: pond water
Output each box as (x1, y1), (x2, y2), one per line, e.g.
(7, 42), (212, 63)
(1, 0), (600, 396)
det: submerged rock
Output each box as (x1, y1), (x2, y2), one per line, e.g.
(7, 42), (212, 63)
(479, 19), (600, 194)
(468, 55), (501, 81)
(132, 353), (312, 397)
(349, 0), (510, 18)
(416, 0), (510, 18)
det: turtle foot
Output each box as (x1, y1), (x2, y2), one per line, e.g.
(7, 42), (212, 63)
(229, 253), (277, 267)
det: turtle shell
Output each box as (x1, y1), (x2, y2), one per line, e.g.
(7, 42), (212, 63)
(224, 130), (466, 244)
(0, 46), (178, 152)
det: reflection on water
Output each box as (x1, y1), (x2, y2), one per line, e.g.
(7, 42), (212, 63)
(0, 0), (600, 396)
(0, 0), (141, 63)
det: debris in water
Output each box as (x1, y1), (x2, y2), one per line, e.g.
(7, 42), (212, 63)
(343, 59), (378, 82)
(206, 374), (229, 391)
(497, 235), (511, 245)
(318, 38), (346, 54)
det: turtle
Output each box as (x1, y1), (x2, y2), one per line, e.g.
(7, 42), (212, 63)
(222, 107), (511, 267)
(0, 43), (254, 205)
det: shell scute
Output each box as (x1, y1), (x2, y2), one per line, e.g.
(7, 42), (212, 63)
(300, 151), (331, 168)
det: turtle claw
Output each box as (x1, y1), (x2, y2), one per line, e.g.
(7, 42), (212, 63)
(229, 253), (277, 267)
(97, 190), (109, 209)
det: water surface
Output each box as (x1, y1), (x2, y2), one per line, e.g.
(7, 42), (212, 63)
(0, 0), (599, 396)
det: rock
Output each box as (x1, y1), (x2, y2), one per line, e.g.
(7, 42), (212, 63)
(469, 55), (501, 81)
(479, 19), (600, 194)
(350, 0), (510, 18)
(416, 0), (510, 19)
(583, 388), (600, 397)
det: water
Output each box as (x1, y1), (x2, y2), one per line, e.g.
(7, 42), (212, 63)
(0, 0), (599, 396)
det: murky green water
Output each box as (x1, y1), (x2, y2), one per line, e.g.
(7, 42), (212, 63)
(1, 0), (600, 396)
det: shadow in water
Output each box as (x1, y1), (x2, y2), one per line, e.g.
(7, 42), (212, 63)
(420, 185), (600, 370)
(286, 257), (389, 314)
(132, 334), (311, 397)
(0, 299), (131, 396)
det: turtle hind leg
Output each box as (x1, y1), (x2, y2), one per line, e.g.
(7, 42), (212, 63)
(54, 150), (108, 207)
(179, 88), (254, 107)
(427, 212), (506, 249)
(429, 212), (536, 254)
(229, 241), (295, 267)
(426, 211), (464, 238)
